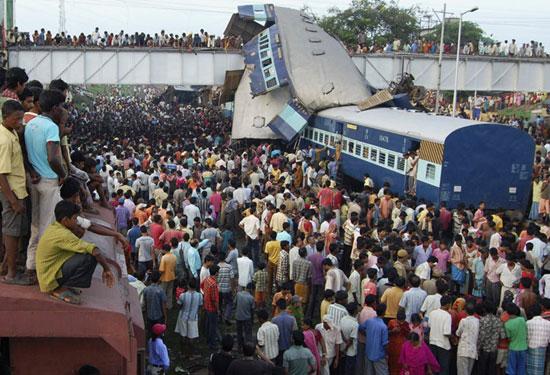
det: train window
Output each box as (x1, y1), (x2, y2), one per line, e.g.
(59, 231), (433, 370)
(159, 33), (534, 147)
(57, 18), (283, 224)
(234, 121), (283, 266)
(324, 134), (329, 145)
(330, 136), (335, 146)
(355, 144), (362, 156)
(313, 131), (318, 142)
(379, 152), (386, 165)
(426, 163), (436, 180)
(387, 154), (396, 168)
(397, 157), (405, 171)
(348, 142), (354, 154)
(370, 148), (377, 162)
(343, 139), (347, 150)
(362, 146), (369, 159)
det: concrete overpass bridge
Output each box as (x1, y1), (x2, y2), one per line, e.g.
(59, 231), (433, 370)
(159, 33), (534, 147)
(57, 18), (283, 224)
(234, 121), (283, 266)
(8, 47), (550, 91)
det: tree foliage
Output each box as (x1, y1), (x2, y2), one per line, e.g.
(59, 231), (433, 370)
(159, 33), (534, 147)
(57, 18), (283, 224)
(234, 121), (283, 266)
(424, 20), (493, 45)
(318, 0), (420, 46)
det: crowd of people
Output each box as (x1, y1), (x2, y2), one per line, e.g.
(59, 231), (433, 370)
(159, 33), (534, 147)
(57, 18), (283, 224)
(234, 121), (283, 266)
(6, 27), (243, 50)
(0, 65), (550, 375)
(350, 36), (549, 58)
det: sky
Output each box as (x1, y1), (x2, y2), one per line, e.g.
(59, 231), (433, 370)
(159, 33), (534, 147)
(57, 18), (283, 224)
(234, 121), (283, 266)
(14, 0), (550, 48)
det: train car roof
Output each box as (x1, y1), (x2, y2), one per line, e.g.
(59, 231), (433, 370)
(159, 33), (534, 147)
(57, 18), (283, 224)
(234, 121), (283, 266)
(316, 105), (489, 144)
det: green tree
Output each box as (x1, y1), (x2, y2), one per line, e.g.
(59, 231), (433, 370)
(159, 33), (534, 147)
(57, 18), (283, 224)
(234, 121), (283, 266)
(425, 20), (493, 45)
(318, 0), (420, 46)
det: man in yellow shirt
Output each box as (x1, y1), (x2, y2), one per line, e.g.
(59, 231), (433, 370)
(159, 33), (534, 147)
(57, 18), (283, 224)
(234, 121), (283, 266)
(159, 244), (177, 309)
(36, 201), (116, 304)
(380, 277), (405, 321)
(0, 100), (28, 284)
(269, 205), (288, 233)
(264, 231), (281, 296)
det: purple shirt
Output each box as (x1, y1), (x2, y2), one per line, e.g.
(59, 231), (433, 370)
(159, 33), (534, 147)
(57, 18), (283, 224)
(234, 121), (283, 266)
(115, 205), (130, 230)
(308, 252), (325, 286)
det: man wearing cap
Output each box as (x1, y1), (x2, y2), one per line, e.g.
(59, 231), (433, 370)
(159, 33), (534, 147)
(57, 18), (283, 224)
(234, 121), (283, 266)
(394, 249), (410, 279)
(148, 323), (169, 374)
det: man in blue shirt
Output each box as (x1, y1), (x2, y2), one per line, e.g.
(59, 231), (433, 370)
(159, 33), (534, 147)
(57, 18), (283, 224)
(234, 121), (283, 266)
(358, 303), (389, 375)
(412, 236), (432, 266)
(399, 275), (428, 322)
(24, 89), (67, 279)
(127, 218), (141, 267)
(272, 298), (298, 366)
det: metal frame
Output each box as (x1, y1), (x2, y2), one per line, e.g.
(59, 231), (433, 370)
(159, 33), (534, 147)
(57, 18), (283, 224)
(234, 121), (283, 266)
(7, 47), (550, 91)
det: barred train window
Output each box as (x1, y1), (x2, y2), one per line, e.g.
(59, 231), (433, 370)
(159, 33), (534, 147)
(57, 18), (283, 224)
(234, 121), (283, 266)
(330, 136), (335, 146)
(355, 144), (362, 156)
(397, 157), (405, 171)
(348, 142), (354, 154)
(319, 133), (324, 143)
(387, 154), (396, 168)
(362, 146), (369, 159)
(379, 152), (386, 165)
(313, 131), (318, 142)
(343, 139), (347, 150)
(370, 148), (377, 162)
(426, 163), (436, 180)
(324, 134), (329, 145)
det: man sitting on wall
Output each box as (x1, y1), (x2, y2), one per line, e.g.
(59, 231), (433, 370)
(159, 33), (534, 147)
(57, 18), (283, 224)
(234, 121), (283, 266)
(36, 200), (116, 304)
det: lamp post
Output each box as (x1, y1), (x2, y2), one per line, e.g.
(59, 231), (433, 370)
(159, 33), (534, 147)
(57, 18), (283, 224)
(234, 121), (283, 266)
(451, 6), (479, 117)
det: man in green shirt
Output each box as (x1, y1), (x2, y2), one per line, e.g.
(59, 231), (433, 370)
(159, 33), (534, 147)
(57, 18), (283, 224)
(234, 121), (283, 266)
(504, 303), (528, 375)
(36, 200), (116, 304)
(283, 330), (316, 375)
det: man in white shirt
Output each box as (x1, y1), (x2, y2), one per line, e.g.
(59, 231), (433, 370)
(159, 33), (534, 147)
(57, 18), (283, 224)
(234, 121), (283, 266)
(288, 237), (302, 281)
(237, 248), (254, 289)
(239, 208), (261, 264)
(323, 258), (349, 292)
(339, 303), (359, 373)
(456, 303), (479, 375)
(183, 197), (201, 227)
(496, 254), (522, 306)
(428, 295), (453, 374)
(421, 279), (445, 318)
(415, 256), (437, 282)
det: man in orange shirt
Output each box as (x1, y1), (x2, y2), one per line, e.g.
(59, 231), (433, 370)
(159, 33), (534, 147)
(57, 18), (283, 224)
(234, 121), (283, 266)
(159, 244), (177, 309)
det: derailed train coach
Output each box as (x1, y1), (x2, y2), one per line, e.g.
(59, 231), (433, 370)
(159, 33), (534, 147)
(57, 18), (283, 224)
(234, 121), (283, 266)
(300, 105), (535, 210)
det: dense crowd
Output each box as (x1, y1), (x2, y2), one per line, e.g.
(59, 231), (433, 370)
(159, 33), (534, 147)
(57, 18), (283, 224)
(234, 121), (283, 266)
(0, 65), (550, 375)
(6, 27), (243, 50)
(350, 37), (549, 58)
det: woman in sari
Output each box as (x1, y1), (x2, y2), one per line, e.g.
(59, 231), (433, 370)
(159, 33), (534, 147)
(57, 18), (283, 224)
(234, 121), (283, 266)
(399, 332), (440, 375)
(324, 222), (338, 255)
(302, 318), (324, 375)
(388, 309), (411, 375)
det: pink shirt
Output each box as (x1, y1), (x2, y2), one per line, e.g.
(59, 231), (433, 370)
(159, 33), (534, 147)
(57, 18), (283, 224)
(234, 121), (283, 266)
(209, 192), (222, 214)
(432, 248), (450, 273)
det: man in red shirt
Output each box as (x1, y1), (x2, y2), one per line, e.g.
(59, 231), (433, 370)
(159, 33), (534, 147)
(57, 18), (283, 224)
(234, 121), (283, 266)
(203, 264), (220, 350)
(149, 214), (165, 250)
(317, 181), (333, 223)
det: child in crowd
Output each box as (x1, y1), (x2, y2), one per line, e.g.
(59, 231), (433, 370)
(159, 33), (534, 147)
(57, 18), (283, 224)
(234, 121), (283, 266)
(253, 262), (269, 309)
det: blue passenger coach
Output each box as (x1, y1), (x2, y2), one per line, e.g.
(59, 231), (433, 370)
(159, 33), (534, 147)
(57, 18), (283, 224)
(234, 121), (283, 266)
(300, 106), (535, 210)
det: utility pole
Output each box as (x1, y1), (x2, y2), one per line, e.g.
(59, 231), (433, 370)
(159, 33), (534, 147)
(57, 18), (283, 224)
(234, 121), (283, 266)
(59, 0), (66, 33)
(434, 3), (446, 115)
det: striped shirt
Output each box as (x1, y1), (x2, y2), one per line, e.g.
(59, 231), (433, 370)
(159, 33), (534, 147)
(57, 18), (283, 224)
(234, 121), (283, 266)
(276, 250), (290, 285)
(526, 316), (550, 348)
(292, 257), (312, 283)
(327, 303), (349, 328)
(198, 197), (210, 219)
(217, 262), (234, 293)
(343, 219), (356, 246)
(257, 321), (280, 360)
(177, 290), (203, 321)
(253, 269), (269, 293)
